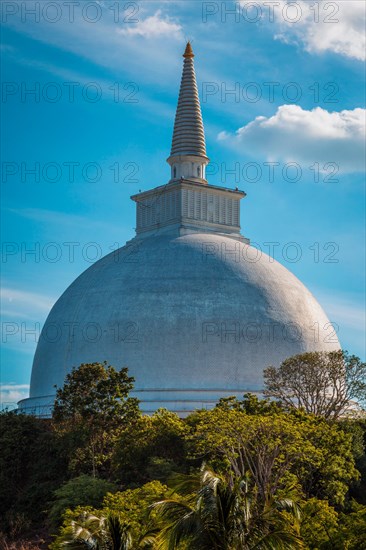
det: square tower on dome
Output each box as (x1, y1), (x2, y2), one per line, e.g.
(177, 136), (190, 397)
(131, 181), (248, 242)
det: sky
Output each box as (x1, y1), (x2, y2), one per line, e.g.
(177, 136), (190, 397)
(1, 0), (365, 407)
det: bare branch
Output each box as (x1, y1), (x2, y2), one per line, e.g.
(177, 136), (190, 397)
(263, 351), (366, 420)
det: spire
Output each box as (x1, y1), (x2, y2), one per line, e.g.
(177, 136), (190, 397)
(167, 42), (209, 184)
(170, 42), (207, 159)
(183, 41), (194, 58)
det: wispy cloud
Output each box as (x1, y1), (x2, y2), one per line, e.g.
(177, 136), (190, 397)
(2, 3), (185, 85)
(2, 47), (175, 123)
(219, 105), (366, 173)
(0, 383), (30, 407)
(1, 287), (55, 316)
(324, 299), (366, 332)
(118, 10), (182, 38)
(9, 207), (123, 233)
(1, 287), (55, 356)
(241, 0), (365, 61)
(314, 290), (366, 355)
(0, 43), (15, 53)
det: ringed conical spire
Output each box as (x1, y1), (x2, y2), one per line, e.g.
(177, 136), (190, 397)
(167, 42), (209, 184)
(183, 41), (194, 58)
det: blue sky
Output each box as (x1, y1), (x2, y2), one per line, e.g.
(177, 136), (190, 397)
(1, 0), (365, 406)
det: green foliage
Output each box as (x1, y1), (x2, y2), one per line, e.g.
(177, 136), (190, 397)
(298, 500), (366, 550)
(300, 498), (338, 548)
(53, 362), (138, 425)
(53, 363), (140, 477)
(51, 510), (134, 550)
(293, 413), (360, 505)
(145, 458), (178, 482)
(339, 419), (365, 460)
(2, 360), (366, 547)
(186, 407), (359, 505)
(102, 480), (173, 542)
(48, 475), (117, 527)
(51, 481), (173, 548)
(0, 411), (68, 534)
(342, 419), (366, 504)
(216, 392), (283, 415)
(333, 500), (366, 549)
(112, 409), (189, 485)
(153, 464), (304, 549)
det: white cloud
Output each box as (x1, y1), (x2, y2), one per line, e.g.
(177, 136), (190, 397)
(2, 4), (184, 86)
(0, 44), (15, 53)
(0, 384), (30, 407)
(118, 10), (182, 38)
(1, 287), (55, 316)
(241, 0), (365, 61)
(1, 288), (55, 355)
(10, 203), (138, 240)
(219, 105), (366, 172)
(324, 300), (365, 332)
(10, 207), (122, 232)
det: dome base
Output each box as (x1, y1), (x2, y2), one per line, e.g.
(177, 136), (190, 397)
(18, 388), (262, 418)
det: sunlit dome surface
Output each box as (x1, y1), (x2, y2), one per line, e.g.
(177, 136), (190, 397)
(22, 232), (339, 415)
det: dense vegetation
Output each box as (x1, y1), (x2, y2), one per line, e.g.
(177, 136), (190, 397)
(1, 354), (365, 549)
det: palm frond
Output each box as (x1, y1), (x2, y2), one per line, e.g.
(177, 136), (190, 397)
(106, 513), (132, 550)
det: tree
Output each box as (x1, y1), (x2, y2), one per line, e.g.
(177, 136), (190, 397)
(333, 500), (366, 549)
(53, 362), (139, 426)
(112, 409), (189, 485)
(263, 350), (366, 420)
(0, 411), (68, 535)
(186, 407), (359, 505)
(51, 481), (173, 549)
(152, 464), (303, 550)
(53, 363), (140, 477)
(49, 475), (117, 527)
(53, 511), (134, 549)
(346, 418), (366, 504)
(216, 393), (283, 415)
(299, 498), (339, 548)
(102, 480), (174, 543)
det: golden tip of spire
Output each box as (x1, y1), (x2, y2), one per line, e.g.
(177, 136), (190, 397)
(183, 41), (194, 58)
